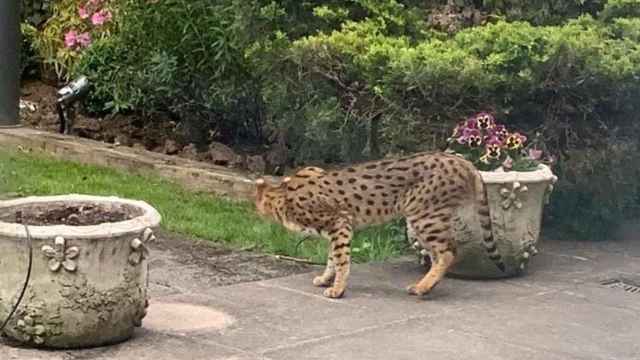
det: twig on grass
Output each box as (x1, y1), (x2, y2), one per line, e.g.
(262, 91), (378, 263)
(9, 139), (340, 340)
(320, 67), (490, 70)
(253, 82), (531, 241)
(274, 255), (323, 265)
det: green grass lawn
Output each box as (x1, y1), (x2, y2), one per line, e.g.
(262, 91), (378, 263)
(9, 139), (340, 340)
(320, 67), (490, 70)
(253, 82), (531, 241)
(0, 149), (408, 264)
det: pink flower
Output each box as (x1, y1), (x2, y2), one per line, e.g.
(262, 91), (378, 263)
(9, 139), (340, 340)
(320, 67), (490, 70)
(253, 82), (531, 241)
(64, 30), (78, 48)
(528, 148), (543, 160)
(488, 124), (509, 141)
(484, 136), (502, 159)
(464, 118), (478, 129)
(78, 6), (90, 19)
(475, 112), (495, 130)
(76, 32), (92, 48)
(91, 9), (112, 26)
(458, 128), (482, 147)
(485, 136), (502, 146)
(505, 132), (527, 150)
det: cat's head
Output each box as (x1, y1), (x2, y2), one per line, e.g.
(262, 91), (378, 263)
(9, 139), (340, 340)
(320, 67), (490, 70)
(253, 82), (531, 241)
(254, 177), (289, 219)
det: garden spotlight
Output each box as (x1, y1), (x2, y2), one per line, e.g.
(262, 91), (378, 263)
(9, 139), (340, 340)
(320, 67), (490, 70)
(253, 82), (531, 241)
(57, 76), (89, 134)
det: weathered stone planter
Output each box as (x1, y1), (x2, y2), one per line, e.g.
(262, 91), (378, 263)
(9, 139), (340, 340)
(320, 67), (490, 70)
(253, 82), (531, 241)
(0, 195), (160, 348)
(412, 164), (557, 279)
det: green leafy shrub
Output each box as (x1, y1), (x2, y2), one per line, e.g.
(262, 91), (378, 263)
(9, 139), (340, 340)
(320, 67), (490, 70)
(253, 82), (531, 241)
(21, 0), (54, 28)
(278, 15), (640, 151)
(20, 24), (41, 79)
(481, 0), (605, 25)
(600, 0), (640, 21)
(20, 0), (54, 80)
(610, 17), (640, 40)
(74, 0), (263, 147)
(72, 37), (133, 113)
(548, 138), (640, 240)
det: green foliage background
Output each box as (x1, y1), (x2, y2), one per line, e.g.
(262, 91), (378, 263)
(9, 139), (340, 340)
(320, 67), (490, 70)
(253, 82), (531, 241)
(21, 0), (640, 240)
(21, 0), (54, 28)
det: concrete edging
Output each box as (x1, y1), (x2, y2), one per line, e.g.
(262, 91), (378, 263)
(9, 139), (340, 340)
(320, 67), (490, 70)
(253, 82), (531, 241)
(480, 164), (557, 184)
(0, 127), (257, 201)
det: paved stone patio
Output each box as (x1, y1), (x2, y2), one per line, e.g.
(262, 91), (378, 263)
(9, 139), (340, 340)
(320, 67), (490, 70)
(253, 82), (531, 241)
(2, 225), (639, 360)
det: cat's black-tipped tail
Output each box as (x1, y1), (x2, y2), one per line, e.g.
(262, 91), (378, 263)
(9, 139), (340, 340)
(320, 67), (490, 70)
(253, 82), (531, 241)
(471, 168), (507, 273)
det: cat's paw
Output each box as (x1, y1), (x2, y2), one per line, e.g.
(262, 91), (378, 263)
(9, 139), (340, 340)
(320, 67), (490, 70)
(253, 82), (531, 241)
(323, 287), (345, 298)
(313, 275), (332, 287)
(406, 284), (427, 296)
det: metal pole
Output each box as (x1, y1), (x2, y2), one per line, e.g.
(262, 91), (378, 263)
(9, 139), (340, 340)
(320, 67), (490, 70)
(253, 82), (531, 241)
(0, 0), (21, 128)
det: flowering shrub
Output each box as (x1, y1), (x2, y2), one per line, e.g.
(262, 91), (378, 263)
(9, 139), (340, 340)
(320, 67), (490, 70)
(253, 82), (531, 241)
(28, 0), (115, 81)
(446, 112), (545, 172)
(74, 0), (255, 142)
(65, 0), (113, 49)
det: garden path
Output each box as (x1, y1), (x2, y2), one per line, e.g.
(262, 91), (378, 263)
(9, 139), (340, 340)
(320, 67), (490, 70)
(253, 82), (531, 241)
(2, 226), (639, 360)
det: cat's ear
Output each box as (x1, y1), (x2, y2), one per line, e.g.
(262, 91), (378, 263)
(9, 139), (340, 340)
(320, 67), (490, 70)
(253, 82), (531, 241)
(278, 176), (291, 189)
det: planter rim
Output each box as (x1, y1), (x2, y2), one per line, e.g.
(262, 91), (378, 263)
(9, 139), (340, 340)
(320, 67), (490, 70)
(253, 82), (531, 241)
(479, 164), (557, 184)
(0, 194), (161, 239)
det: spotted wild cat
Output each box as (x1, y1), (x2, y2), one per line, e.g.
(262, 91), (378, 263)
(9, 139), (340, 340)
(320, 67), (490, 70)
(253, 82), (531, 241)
(255, 152), (505, 298)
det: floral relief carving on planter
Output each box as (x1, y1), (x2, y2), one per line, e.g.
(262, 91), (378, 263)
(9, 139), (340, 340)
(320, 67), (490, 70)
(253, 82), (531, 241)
(13, 296), (64, 346)
(517, 222), (542, 271)
(519, 241), (538, 270)
(59, 270), (147, 325)
(128, 227), (155, 265)
(42, 236), (80, 273)
(16, 315), (47, 345)
(132, 289), (149, 327)
(499, 181), (528, 210)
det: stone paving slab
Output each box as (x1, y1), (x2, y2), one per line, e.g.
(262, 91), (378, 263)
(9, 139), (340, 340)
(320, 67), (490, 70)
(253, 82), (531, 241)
(262, 312), (576, 360)
(2, 233), (640, 359)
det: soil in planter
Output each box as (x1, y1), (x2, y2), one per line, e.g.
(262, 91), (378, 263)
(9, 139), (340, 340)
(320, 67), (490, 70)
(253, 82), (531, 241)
(0, 204), (137, 226)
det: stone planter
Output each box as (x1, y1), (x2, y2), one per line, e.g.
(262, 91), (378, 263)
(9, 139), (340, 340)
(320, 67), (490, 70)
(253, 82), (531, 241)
(412, 164), (557, 279)
(0, 194), (161, 348)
